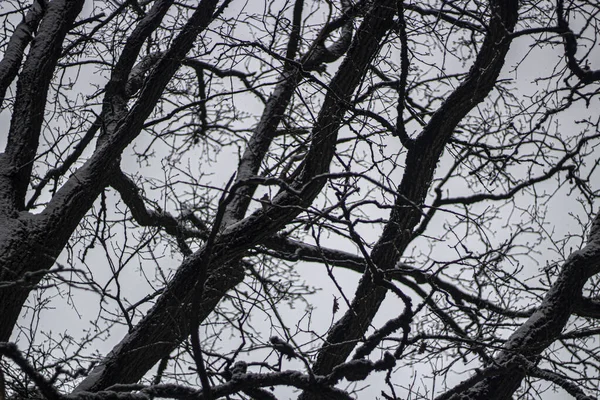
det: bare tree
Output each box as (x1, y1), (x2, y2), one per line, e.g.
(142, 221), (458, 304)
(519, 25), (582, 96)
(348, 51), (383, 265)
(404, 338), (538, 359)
(1, 0), (600, 399)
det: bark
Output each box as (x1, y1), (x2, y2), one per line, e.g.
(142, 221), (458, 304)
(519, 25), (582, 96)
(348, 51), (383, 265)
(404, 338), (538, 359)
(0, 0), (220, 345)
(75, 0), (397, 391)
(1, 1), (597, 399)
(0, 0), (46, 106)
(3, 0), (85, 211)
(0, 0), (85, 341)
(436, 212), (600, 400)
(301, 0), (520, 390)
(222, 3), (354, 224)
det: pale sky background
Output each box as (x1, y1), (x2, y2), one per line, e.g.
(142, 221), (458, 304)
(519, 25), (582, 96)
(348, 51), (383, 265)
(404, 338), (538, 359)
(1, 1), (600, 399)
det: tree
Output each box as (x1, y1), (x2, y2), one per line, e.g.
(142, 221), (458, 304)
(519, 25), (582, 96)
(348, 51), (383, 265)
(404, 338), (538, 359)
(0, 0), (599, 399)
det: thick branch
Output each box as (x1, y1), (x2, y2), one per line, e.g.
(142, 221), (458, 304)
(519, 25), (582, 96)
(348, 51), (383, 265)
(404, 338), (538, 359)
(304, 0), (520, 383)
(438, 212), (600, 399)
(0, 0), (219, 346)
(0, 0), (46, 106)
(557, 0), (600, 84)
(99, 0), (174, 135)
(222, 2), (354, 224)
(3, 0), (84, 211)
(74, 0), (394, 390)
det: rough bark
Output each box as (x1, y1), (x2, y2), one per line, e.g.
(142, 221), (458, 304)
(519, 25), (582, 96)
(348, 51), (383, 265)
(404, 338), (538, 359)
(75, 0), (397, 391)
(301, 1), (521, 388)
(1, 1), (598, 399)
(3, 0), (84, 211)
(222, 2), (354, 224)
(0, 0), (46, 106)
(436, 212), (600, 400)
(0, 0), (219, 344)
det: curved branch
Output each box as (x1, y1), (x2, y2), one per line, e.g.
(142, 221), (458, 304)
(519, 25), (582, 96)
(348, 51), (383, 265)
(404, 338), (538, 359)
(3, 0), (84, 211)
(0, 0), (46, 106)
(263, 235), (534, 319)
(305, 0), (520, 383)
(442, 211), (600, 399)
(74, 0), (396, 391)
(222, 1), (355, 224)
(557, 0), (600, 84)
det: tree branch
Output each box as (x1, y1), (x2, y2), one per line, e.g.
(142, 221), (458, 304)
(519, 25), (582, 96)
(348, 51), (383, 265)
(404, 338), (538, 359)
(0, 0), (46, 106)
(3, 0), (84, 211)
(304, 0), (520, 384)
